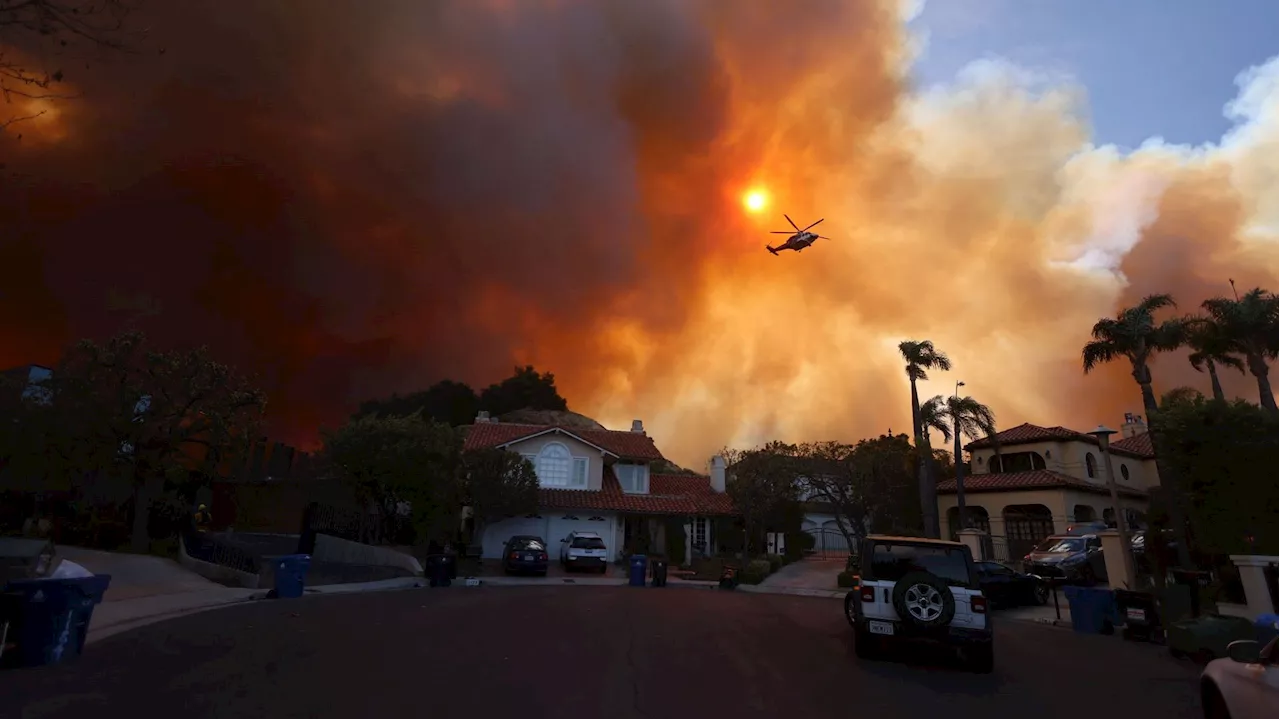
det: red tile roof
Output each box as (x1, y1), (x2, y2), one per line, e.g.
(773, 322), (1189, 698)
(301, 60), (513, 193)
(1109, 432), (1155, 457)
(463, 422), (665, 461)
(963, 422), (1154, 459)
(538, 468), (736, 516)
(937, 470), (1148, 498)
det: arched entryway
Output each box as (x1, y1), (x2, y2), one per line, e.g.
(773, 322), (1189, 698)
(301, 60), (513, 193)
(1072, 504), (1097, 523)
(946, 506), (991, 540)
(1002, 504), (1055, 560)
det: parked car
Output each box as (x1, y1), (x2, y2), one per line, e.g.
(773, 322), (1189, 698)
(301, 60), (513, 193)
(974, 561), (1049, 608)
(559, 531), (608, 573)
(502, 536), (549, 576)
(1023, 534), (1107, 584)
(1200, 638), (1277, 719)
(844, 535), (993, 673)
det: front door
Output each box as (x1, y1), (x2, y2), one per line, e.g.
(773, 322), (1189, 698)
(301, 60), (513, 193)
(690, 517), (709, 557)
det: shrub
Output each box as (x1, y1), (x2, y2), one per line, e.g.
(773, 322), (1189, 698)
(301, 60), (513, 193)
(837, 571), (858, 588)
(766, 553), (785, 572)
(739, 558), (773, 585)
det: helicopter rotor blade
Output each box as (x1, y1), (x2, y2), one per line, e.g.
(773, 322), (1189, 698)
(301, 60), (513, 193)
(770, 231), (795, 234)
(784, 214), (800, 232)
(801, 218), (825, 232)
(816, 235), (831, 240)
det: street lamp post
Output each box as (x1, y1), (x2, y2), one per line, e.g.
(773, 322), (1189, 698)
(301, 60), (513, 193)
(953, 381), (967, 533)
(1089, 425), (1137, 589)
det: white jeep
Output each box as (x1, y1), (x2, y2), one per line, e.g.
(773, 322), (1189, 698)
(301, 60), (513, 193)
(844, 535), (993, 673)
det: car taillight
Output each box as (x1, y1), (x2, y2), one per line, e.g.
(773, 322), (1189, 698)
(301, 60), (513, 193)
(538, 553), (548, 561)
(971, 596), (988, 614)
(860, 586), (875, 602)
(509, 553), (519, 560)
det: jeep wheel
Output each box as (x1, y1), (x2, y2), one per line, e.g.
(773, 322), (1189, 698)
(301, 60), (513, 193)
(891, 572), (956, 629)
(967, 643), (994, 674)
(844, 593), (860, 628)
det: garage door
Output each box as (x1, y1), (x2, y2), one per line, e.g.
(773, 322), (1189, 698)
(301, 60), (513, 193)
(546, 514), (613, 561)
(482, 516), (547, 559)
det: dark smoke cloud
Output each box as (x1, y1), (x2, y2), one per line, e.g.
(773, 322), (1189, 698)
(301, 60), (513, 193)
(0, 1), (1275, 466)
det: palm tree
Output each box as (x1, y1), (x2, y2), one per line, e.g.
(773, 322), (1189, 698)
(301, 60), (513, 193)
(1081, 293), (1192, 567)
(1185, 317), (1245, 401)
(1202, 288), (1279, 412)
(898, 340), (952, 538)
(921, 394), (998, 535)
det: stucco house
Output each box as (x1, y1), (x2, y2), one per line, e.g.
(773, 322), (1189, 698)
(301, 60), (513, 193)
(937, 414), (1157, 562)
(462, 412), (735, 561)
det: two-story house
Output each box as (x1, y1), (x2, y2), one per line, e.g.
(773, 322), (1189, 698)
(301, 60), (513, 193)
(936, 415), (1156, 561)
(462, 412), (736, 561)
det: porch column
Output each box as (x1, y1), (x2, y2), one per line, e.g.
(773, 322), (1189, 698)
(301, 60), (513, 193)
(683, 518), (693, 563)
(1229, 555), (1279, 618)
(956, 529), (987, 561)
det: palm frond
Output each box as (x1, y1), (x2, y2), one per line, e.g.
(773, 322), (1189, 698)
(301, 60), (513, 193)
(1082, 340), (1119, 374)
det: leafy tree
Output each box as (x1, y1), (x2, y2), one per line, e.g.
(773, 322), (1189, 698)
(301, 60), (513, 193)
(855, 433), (923, 536)
(479, 365), (569, 416)
(356, 380), (479, 427)
(459, 447), (538, 552)
(321, 413), (463, 547)
(0, 0), (145, 134)
(16, 333), (266, 551)
(723, 442), (800, 558)
(1185, 317), (1246, 401)
(1153, 396), (1278, 556)
(898, 340), (952, 538)
(1082, 293), (1192, 567)
(920, 394), (998, 532)
(1201, 288), (1279, 412)
(796, 436), (923, 550)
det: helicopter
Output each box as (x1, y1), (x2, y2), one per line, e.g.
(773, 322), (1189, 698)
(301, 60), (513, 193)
(766, 214), (829, 255)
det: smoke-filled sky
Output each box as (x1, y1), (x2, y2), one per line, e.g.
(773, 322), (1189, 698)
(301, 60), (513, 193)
(1, 0), (1277, 469)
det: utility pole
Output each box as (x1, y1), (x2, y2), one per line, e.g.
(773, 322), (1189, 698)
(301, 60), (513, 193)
(1089, 425), (1137, 588)
(953, 381), (967, 535)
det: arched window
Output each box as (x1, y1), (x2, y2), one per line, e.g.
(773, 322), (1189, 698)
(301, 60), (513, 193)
(1085, 452), (1096, 478)
(536, 442), (572, 487)
(1120, 464), (1130, 481)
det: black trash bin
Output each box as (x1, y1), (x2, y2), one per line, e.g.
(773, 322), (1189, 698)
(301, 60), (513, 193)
(0, 574), (112, 669)
(650, 558), (668, 587)
(1116, 589), (1164, 643)
(425, 554), (454, 587)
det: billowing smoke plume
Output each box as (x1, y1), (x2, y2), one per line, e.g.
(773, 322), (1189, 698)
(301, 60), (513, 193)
(1, 0), (1275, 467)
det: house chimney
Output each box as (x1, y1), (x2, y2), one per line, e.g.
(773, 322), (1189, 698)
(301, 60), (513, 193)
(476, 410), (490, 424)
(709, 455), (726, 493)
(1121, 412), (1146, 439)
(631, 419), (644, 433)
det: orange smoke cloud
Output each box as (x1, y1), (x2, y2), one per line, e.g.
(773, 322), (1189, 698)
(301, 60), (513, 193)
(0, 1), (1274, 467)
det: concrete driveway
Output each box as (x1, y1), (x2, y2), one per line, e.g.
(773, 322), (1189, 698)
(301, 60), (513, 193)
(0, 587), (1201, 719)
(759, 557), (844, 591)
(56, 546), (221, 602)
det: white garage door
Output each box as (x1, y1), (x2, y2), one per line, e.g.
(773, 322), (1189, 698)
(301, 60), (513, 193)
(546, 514), (613, 560)
(482, 516), (547, 559)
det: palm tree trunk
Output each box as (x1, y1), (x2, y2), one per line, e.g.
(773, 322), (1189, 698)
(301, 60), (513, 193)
(1206, 361), (1225, 401)
(1249, 354), (1278, 412)
(1137, 376), (1193, 569)
(910, 378), (938, 538)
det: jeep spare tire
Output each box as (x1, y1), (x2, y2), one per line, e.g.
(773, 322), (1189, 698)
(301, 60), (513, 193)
(892, 571), (956, 628)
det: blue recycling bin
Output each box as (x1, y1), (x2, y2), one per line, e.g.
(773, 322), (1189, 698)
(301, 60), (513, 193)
(628, 555), (647, 587)
(1063, 585), (1118, 634)
(1254, 613), (1278, 645)
(272, 554), (311, 599)
(1, 574), (112, 668)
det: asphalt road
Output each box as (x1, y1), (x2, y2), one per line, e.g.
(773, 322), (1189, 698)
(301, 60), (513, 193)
(1, 587), (1202, 719)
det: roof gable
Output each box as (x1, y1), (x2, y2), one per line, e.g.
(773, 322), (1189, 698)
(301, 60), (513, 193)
(964, 422), (1154, 459)
(463, 421), (664, 461)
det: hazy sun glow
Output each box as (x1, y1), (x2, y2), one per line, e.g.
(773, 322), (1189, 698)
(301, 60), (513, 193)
(742, 188), (769, 213)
